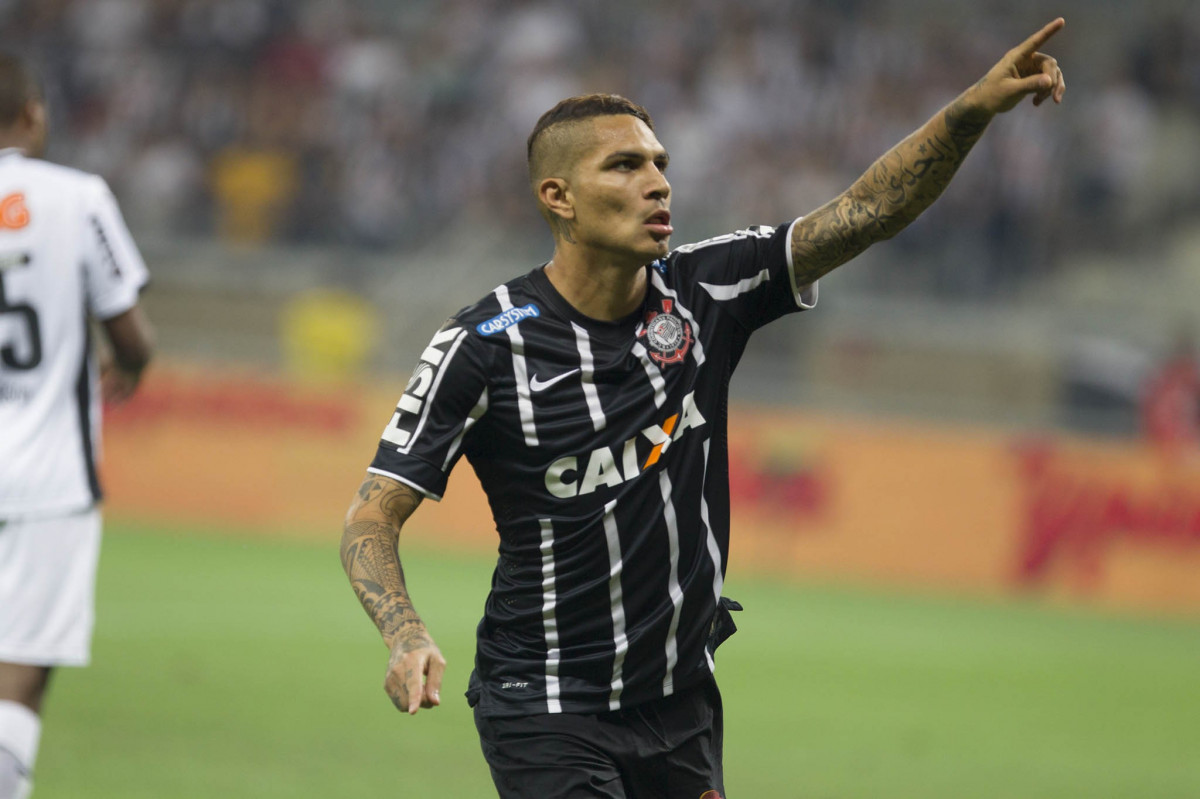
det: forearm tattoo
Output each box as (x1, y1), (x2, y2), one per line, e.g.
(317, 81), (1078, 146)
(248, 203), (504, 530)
(341, 479), (430, 648)
(791, 95), (992, 284)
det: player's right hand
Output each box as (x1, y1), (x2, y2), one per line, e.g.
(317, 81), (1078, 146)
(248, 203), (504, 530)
(383, 629), (446, 715)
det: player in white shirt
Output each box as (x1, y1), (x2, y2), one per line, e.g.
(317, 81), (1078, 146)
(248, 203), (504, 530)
(0, 53), (153, 799)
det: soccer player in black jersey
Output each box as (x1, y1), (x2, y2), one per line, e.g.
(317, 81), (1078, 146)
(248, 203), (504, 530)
(342, 19), (1066, 799)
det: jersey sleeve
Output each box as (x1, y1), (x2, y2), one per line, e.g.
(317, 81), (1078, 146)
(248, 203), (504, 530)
(675, 219), (817, 332)
(368, 321), (490, 501)
(81, 176), (150, 320)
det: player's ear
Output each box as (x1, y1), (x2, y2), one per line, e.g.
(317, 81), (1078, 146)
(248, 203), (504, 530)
(538, 177), (575, 221)
(20, 99), (41, 129)
(21, 100), (47, 155)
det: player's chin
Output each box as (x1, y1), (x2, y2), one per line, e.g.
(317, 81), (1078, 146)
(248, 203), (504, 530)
(644, 233), (671, 256)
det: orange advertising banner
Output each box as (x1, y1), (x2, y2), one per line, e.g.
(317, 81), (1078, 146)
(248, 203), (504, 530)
(103, 367), (1200, 614)
(725, 411), (1200, 612)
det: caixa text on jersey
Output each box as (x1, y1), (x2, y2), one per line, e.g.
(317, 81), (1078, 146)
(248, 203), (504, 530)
(544, 392), (706, 498)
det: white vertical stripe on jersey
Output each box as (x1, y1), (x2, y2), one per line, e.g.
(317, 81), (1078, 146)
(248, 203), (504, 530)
(698, 267), (772, 300)
(539, 517), (563, 714)
(602, 499), (628, 711)
(648, 271), (706, 367)
(658, 470), (685, 696)
(494, 285), (539, 447)
(441, 387), (489, 471)
(630, 341), (668, 408)
(398, 328), (469, 455)
(570, 322), (606, 432)
(700, 437), (724, 672)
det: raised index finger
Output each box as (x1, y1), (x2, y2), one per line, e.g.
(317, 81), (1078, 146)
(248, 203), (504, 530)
(1016, 17), (1065, 55)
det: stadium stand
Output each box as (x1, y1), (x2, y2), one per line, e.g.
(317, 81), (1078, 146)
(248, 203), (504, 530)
(5, 0), (1199, 432)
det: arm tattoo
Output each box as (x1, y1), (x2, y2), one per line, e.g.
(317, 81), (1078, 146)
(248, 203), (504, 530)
(379, 481), (422, 523)
(350, 478), (422, 525)
(341, 479), (429, 649)
(791, 95), (992, 284)
(357, 479), (383, 502)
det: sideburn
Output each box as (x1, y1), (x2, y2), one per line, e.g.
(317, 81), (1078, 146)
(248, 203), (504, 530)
(554, 215), (576, 244)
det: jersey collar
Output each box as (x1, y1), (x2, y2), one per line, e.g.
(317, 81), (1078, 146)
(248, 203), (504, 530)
(528, 264), (647, 344)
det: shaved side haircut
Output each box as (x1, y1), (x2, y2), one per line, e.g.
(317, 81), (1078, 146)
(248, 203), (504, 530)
(0, 52), (41, 127)
(527, 94), (654, 173)
(526, 94), (655, 237)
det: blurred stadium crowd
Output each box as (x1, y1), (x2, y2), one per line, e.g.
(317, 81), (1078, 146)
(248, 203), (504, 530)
(5, 0), (1200, 299)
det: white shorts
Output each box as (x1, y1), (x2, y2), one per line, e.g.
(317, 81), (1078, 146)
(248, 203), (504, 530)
(0, 509), (101, 667)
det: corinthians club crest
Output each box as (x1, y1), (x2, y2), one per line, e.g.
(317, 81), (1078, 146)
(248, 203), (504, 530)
(638, 299), (693, 366)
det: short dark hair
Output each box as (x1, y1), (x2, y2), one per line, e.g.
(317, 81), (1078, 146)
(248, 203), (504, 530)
(0, 52), (41, 128)
(526, 94), (654, 165)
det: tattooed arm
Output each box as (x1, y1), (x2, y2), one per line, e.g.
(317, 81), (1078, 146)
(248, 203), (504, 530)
(791, 18), (1066, 285)
(341, 472), (445, 715)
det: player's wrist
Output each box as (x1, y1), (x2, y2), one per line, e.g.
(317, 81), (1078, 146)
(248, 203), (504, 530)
(940, 82), (998, 125)
(956, 82), (1001, 120)
(385, 622), (433, 653)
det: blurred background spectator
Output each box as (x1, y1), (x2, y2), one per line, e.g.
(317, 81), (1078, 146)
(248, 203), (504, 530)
(5, 0), (1200, 437)
(6, 0), (1194, 266)
(1140, 324), (1200, 454)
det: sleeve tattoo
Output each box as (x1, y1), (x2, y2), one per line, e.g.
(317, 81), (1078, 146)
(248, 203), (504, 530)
(341, 477), (430, 649)
(791, 95), (992, 284)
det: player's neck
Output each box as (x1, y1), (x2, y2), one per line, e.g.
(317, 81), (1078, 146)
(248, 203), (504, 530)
(544, 248), (647, 322)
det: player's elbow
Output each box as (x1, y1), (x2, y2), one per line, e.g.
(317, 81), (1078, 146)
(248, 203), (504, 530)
(340, 503), (379, 574)
(848, 187), (908, 242)
(339, 514), (359, 577)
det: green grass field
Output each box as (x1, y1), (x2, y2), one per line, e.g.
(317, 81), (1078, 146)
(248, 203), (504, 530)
(34, 522), (1200, 798)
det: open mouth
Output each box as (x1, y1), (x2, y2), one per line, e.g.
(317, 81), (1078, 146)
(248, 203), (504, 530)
(645, 210), (673, 237)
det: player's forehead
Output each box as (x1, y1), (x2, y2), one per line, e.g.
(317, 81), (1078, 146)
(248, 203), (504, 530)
(576, 114), (665, 164)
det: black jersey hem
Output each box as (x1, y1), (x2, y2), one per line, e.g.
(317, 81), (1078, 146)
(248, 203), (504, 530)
(467, 666), (716, 719)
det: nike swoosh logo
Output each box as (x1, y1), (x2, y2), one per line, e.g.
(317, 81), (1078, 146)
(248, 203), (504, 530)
(530, 369), (581, 392)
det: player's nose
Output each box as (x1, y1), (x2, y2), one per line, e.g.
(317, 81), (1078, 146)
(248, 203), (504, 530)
(645, 172), (670, 202)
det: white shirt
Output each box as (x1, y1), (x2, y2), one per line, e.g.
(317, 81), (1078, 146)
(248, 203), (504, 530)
(0, 149), (148, 519)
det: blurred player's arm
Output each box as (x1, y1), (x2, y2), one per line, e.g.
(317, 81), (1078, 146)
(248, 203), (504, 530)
(791, 17), (1066, 285)
(341, 472), (445, 715)
(100, 304), (153, 404)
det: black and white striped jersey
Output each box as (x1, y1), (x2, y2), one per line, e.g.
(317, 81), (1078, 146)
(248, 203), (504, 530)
(369, 220), (817, 717)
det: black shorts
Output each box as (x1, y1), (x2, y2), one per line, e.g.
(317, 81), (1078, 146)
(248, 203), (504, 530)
(474, 678), (725, 799)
